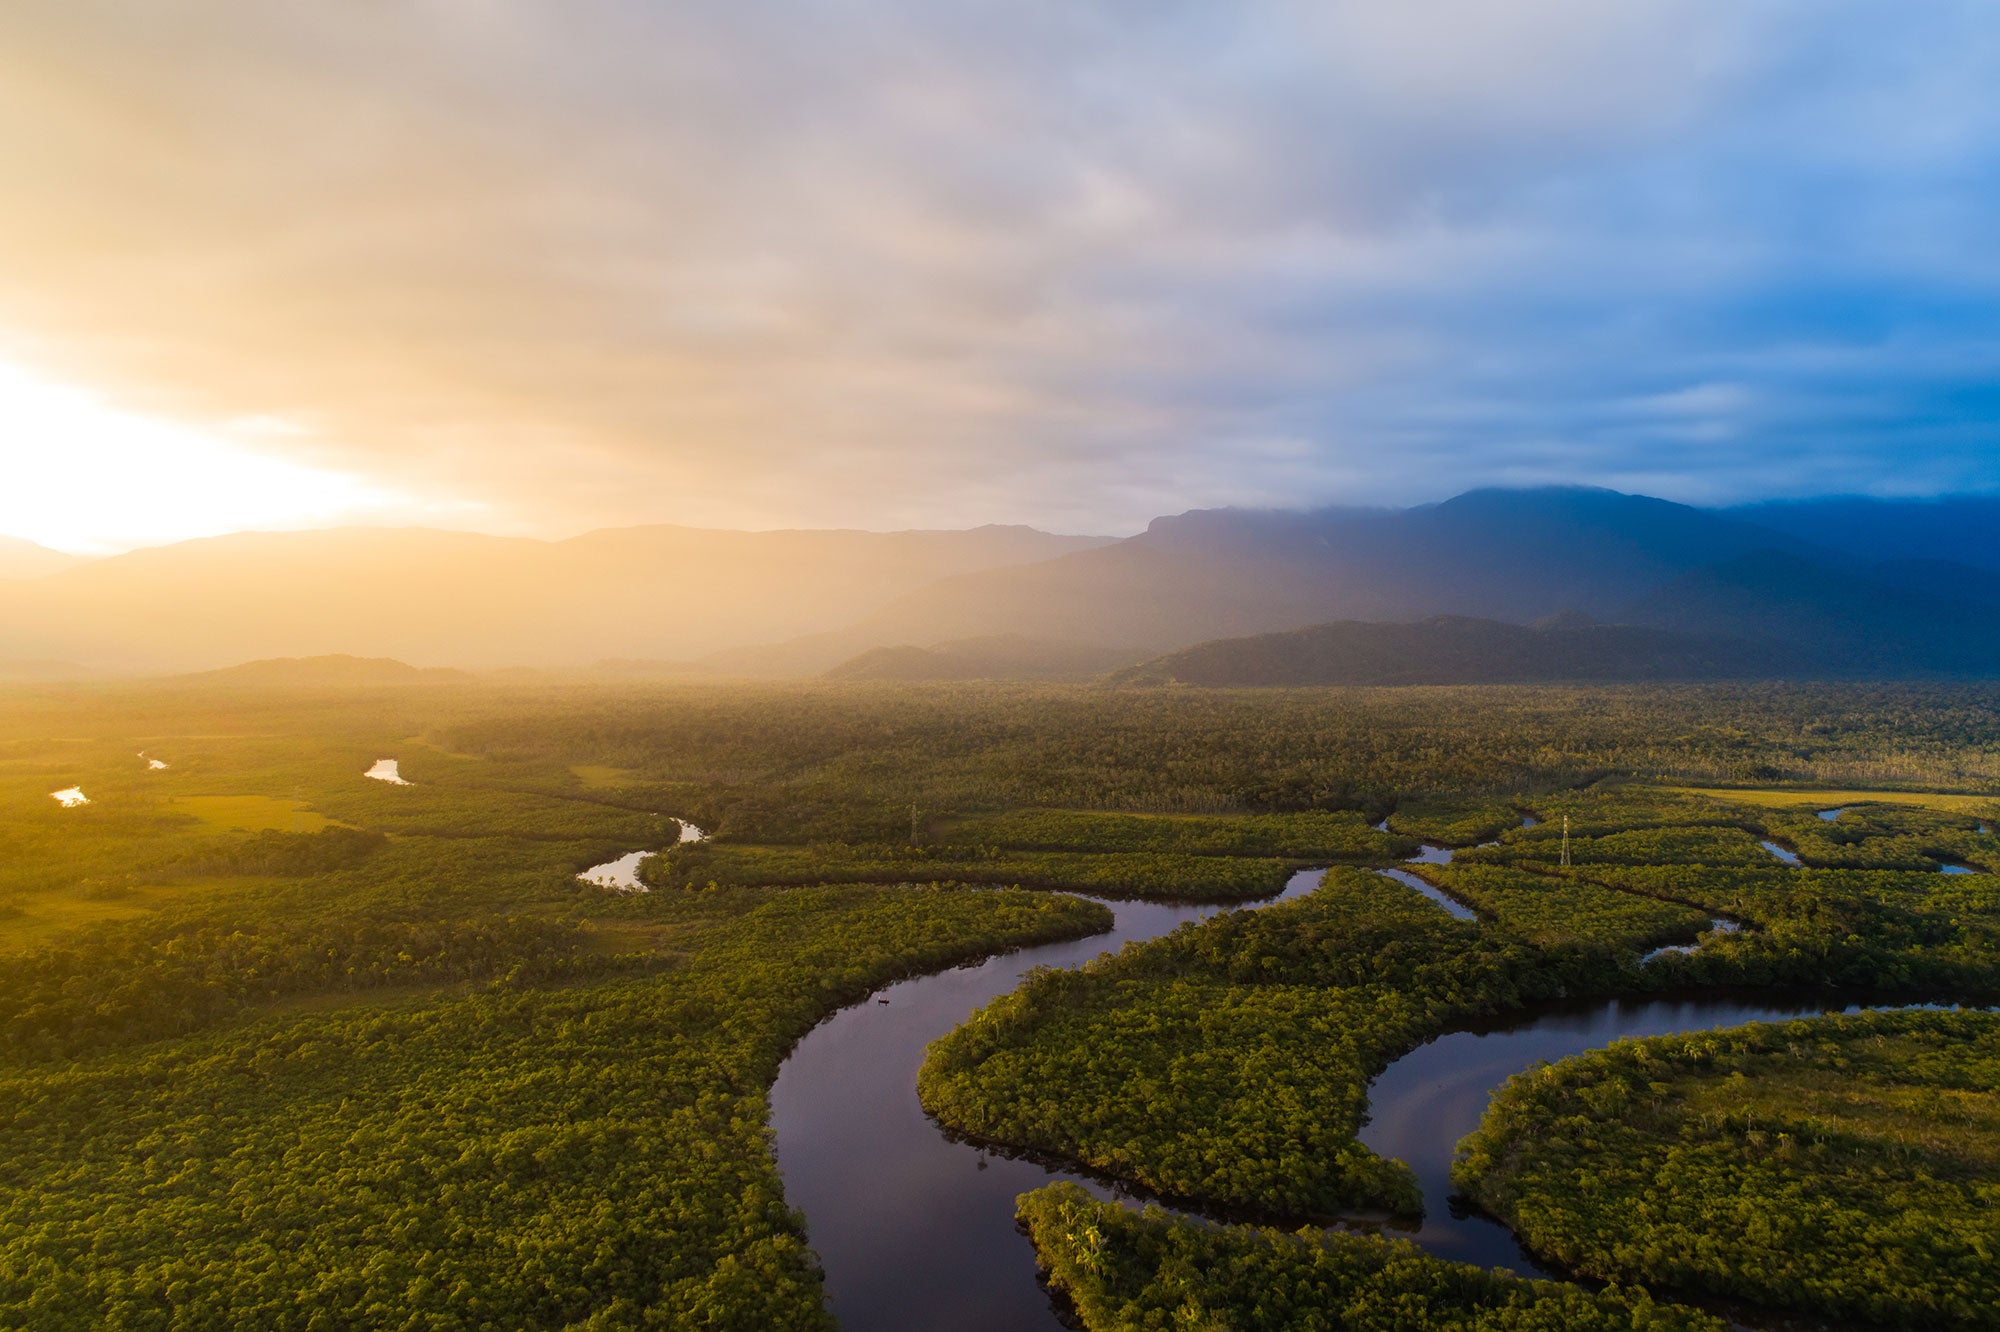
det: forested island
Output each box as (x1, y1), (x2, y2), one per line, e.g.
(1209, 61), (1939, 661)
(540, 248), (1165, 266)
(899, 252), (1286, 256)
(1, 676), (1996, 1328)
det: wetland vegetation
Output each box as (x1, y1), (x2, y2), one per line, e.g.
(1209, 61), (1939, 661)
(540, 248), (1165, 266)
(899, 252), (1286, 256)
(1, 676), (1996, 1327)
(1455, 1009), (2000, 1330)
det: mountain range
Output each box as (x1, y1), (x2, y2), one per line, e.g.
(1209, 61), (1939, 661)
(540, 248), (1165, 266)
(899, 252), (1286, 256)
(0, 524), (1109, 673)
(2, 489), (1996, 682)
(0, 536), (85, 580)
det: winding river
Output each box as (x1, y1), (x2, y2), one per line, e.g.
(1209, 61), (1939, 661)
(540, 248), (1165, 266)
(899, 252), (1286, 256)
(770, 870), (1325, 1332)
(1352, 991), (1877, 1274)
(769, 834), (1971, 1328)
(576, 819), (708, 892)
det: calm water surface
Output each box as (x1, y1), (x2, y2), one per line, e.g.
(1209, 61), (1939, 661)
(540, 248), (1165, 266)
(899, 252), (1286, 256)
(576, 820), (709, 891)
(770, 870), (1324, 1332)
(1759, 839), (1801, 865)
(770, 831), (1955, 1327)
(1353, 993), (1877, 1274)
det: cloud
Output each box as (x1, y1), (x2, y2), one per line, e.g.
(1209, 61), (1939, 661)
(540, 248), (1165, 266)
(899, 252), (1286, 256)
(1, 1), (1997, 538)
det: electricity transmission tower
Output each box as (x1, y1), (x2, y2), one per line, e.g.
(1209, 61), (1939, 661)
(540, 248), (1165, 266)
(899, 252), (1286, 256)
(1560, 815), (1571, 868)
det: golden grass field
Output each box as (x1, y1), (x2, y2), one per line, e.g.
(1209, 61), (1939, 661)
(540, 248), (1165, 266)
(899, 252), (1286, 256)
(1671, 785), (1998, 814)
(170, 795), (337, 832)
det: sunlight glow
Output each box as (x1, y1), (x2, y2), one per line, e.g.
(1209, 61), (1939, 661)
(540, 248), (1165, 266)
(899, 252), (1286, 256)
(0, 360), (420, 554)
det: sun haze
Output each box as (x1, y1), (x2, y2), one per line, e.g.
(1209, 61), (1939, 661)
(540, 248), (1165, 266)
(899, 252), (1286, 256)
(3, 2), (2000, 549)
(0, 359), (458, 554)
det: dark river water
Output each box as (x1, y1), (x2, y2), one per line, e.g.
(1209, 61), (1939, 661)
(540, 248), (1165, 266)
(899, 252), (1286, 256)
(769, 869), (1327, 1331)
(1352, 992), (1877, 1274)
(769, 854), (1953, 1327)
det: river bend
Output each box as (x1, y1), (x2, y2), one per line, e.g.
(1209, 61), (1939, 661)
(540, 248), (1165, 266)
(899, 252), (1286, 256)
(769, 856), (1966, 1328)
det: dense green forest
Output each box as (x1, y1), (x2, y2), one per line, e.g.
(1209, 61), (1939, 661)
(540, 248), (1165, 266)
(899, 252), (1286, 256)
(917, 793), (2000, 1223)
(919, 868), (1603, 1218)
(0, 677), (1996, 1326)
(1455, 1010), (2000, 1330)
(1017, 1184), (1726, 1331)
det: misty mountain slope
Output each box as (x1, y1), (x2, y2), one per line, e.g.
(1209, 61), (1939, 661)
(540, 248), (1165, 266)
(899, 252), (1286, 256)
(838, 487), (1815, 654)
(174, 655), (473, 687)
(1625, 550), (2000, 676)
(0, 524), (1111, 672)
(822, 636), (1145, 682)
(1866, 559), (2000, 608)
(1109, 614), (1797, 687)
(1726, 496), (2000, 572)
(0, 535), (86, 580)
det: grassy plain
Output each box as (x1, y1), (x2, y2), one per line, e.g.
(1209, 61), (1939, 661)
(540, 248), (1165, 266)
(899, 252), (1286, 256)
(1669, 784), (1999, 813)
(170, 794), (337, 831)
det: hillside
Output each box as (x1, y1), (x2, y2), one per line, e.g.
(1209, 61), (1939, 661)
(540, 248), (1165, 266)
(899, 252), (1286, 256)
(1626, 551), (2000, 676)
(822, 636), (1143, 682)
(174, 654), (472, 687)
(1110, 614), (1796, 687)
(831, 487), (1815, 658)
(7, 488), (1998, 680)
(0, 536), (86, 580)
(1726, 496), (2000, 572)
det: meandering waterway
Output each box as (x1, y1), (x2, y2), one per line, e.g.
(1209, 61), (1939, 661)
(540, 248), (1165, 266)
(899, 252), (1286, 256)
(770, 869), (1327, 1331)
(1352, 992), (1882, 1274)
(576, 819), (708, 891)
(767, 834), (1963, 1328)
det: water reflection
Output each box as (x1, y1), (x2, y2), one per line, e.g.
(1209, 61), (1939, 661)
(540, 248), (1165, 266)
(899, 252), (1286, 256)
(770, 869), (1325, 1332)
(1376, 867), (1477, 921)
(1759, 839), (1800, 865)
(578, 850), (651, 892)
(577, 821), (709, 892)
(1353, 993), (1891, 1274)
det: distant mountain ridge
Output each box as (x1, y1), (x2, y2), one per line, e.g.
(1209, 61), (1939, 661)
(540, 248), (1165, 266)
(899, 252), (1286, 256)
(1626, 550), (2000, 677)
(1724, 496), (2000, 572)
(5, 488), (1998, 680)
(0, 523), (1111, 672)
(0, 536), (86, 580)
(822, 636), (1142, 682)
(820, 487), (1818, 660)
(1109, 615), (1797, 687)
(175, 654), (471, 687)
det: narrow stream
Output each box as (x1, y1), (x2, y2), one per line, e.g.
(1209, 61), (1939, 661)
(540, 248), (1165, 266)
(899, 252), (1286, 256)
(1759, 839), (1800, 865)
(577, 819), (709, 891)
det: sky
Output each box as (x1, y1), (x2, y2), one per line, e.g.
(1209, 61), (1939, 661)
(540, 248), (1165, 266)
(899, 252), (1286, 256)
(3, 1), (1999, 553)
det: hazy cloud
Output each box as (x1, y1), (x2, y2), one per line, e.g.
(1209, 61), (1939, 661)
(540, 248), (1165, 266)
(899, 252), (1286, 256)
(2, 0), (1997, 537)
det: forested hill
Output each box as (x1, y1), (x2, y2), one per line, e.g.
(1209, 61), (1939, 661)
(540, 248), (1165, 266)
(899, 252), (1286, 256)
(1627, 550), (2000, 677)
(1109, 615), (1797, 687)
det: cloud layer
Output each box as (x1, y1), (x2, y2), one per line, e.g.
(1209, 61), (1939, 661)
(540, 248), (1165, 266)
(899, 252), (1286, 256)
(3, 1), (1998, 536)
